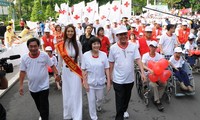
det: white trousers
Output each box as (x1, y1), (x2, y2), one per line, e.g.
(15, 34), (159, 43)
(62, 67), (82, 120)
(87, 88), (104, 120)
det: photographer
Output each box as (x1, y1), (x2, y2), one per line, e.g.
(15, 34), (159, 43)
(0, 72), (8, 120)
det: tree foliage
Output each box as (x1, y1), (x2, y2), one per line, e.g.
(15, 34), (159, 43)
(30, 0), (44, 21)
(45, 5), (54, 20)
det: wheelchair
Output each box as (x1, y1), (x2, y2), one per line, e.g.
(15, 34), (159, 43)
(135, 67), (172, 107)
(169, 61), (195, 97)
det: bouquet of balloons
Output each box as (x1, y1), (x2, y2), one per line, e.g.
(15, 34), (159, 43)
(147, 58), (172, 84)
(189, 50), (200, 56)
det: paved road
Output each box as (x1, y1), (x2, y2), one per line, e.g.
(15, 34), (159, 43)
(1, 73), (200, 120)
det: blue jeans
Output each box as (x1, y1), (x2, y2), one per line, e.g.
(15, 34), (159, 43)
(173, 68), (190, 86)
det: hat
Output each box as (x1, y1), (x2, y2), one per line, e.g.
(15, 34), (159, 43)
(135, 16), (140, 20)
(8, 21), (13, 24)
(139, 32), (143, 36)
(45, 46), (52, 51)
(116, 26), (128, 35)
(182, 22), (188, 26)
(105, 21), (110, 25)
(174, 47), (182, 53)
(44, 27), (50, 32)
(6, 26), (12, 30)
(149, 41), (158, 47)
(141, 20), (146, 25)
(145, 26), (152, 32)
(188, 33), (196, 40)
(131, 23), (137, 28)
(156, 21), (162, 25)
(112, 19), (117, 23)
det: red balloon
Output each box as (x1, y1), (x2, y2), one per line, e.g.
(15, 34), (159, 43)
(190, 50), (195, 55)
(195, 50), (199, 55)
(196, 50), (200, 55)
(147, 60), (155, 69)
(153, 62), (164, 75)
(48, 66), (53, 73)
(159, 70), (172, 83)
(158, 58), (169, 70)
(148, 73), (159, 83)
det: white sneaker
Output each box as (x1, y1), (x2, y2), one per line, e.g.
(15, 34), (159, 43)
(39, 116), (42, 120)
(124, 111), (129, 118)
(96, 106), (102, 112)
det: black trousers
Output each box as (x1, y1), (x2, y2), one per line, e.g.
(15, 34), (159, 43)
(30, 89), (49, 120)
(0, 103), (6, 120)
(113, 82), (134, 120)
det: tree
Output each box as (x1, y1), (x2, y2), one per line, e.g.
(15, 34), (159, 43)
(45, 5), (54, 20)
(161, 0), (181, 8)
(30, 0), (45, 21)
(189, 0), (200, 12)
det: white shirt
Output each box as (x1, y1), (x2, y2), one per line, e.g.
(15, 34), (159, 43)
(50, 55), (58, 67)
(20, 51), (53, 92)
(109, 42), (141, 84)
(76, 27), (84, 40)
(184, 41), (197, 54)
(81, 51), (109, 89)
(142, 52), (164, 65)
(159, 33), (178, 55)
(169, 55), (185, 68)
(104, 27), (114, 43)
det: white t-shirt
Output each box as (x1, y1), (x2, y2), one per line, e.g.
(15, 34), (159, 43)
(159, 33), (178, 55)
(20, 51), (53, 92)
(109, 42), (141, 84)
(142, 52), (164, 65)
(169, 55), (185, 68)
(50, 55), (58, 67)
(81, 51), (109, 89)
(104, 27), (114, 44)
(184, 41), (197, 54)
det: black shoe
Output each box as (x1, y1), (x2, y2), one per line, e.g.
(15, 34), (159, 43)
(155, 102), (164, 112)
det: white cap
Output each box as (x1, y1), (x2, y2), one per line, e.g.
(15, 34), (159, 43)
(135, 16), (140, 20)
(139, 32), (143, 36)
(182, 21), (188, 26)
(188, 33), (196, 39)
(112, 19), (117, 23)
(116, 26), (128, 35)
(44, 27), (50, 32)
(174, 47), (182, 53)
(149, 41), (158, 47)
(145, 26), (152, 32)
(131, 23), (137, 28)
(141, 20), (146, 24)
(156, 21), (161, 25)
(105, 21), (110, 25)
(45, 46), (52, 51)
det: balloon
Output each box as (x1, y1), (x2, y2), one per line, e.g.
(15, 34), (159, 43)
(148, 73), (159, 83)
(48, 66), (53, 73)
(159, 70), (172, 83)
(197, 50), (200, 55)
(195, 50), (199, 55)
(147, 60), (155, 69)
(190, 50), (195, 55)
(153, 62), (164, 75)
(158, 58), (169, 69)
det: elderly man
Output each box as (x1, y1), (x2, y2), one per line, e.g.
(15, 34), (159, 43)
(109, 26), (146, 120)
(142, 41), (166, 111)
(19, 38), (60, 120)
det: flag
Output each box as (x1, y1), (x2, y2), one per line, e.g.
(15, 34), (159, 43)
(99, 3), (110, 25)
(109, 1), (121, 23)
(84, 0), (97, 23)
(121, 0), (132, 19)
(54, 3), (60, 12)
(72, 1), (85, 25)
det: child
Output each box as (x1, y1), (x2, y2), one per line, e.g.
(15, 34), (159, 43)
(45, 46), (61, 90)
(169, 47), (193, 92)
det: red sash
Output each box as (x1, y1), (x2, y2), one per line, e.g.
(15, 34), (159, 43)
(56, 41), (83, 80)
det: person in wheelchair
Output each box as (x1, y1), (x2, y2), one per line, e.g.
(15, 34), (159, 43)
(169, 47), (194, 92)
(184, 33), (198, 67)
(142, 41), (166, 111)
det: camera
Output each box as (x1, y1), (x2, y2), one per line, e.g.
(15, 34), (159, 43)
(0, 55), (20, 78)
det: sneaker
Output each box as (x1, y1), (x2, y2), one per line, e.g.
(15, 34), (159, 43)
(123, 111), (129, 118)
(188, 86), (194, 92)
(39, 117), (42, 120)
(96, 106), (102, 112)
(155, 102), (164, 111)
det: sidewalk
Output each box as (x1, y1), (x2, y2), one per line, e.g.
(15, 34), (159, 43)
(0, 65), (19, 97)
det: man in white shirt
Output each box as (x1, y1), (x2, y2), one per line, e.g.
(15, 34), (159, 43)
(104, 21), (115, 44)
(19, 38), (60, 120)
(109, 26), (146, 120)
(142, 41), (166, 111)
(159, 24), (178, 60)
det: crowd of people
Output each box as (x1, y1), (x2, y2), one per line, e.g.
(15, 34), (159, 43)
(0, 13), (200, 120)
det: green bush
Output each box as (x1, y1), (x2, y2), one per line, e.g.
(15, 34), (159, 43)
(15, 25), (21, 31)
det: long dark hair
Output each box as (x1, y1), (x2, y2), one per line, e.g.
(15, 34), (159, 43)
(97, 27), (104, 36)
(63, 24), (79, 63)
